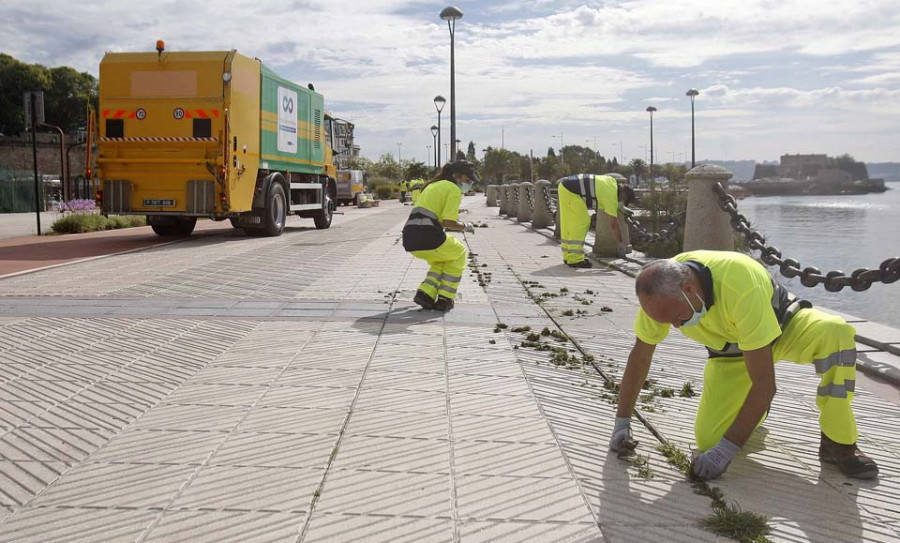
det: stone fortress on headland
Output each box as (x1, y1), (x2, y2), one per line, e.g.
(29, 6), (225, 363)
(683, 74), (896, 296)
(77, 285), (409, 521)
(735, 153), (887, 196)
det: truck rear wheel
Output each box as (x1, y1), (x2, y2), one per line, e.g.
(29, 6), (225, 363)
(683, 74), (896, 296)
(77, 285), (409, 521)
(261, 183), (286, 237)
(150, 217), (197, 237)
(313, 196), (333, 229)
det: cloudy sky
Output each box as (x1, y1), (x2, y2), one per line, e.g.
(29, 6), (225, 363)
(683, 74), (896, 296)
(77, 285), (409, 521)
(4, 0), (899, 164)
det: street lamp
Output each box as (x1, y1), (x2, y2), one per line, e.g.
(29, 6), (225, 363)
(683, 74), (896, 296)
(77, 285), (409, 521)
(440, 6), (463, 160)
(552, 133), (565, 174)
(430, 125), (439, 169)
(397, 142), (402, 164)
(433, 95), (446, 166)
(646, 106), (657, 182)
(454, 138), (461, 161)
(426, 145), (432, 168)
(686, 89), (699, 168)
(612, 142), (623, 164)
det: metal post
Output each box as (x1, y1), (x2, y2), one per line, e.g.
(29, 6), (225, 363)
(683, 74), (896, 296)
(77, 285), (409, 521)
(29, 97), (42, 235)
(449, 21), (457, 160)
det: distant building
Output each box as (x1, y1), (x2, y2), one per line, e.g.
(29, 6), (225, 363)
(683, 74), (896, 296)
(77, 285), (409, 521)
(752, 153), (869, 181)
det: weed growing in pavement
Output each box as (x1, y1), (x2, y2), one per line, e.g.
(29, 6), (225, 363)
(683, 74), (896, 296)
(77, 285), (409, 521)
(701, 503), (772, 543)
(550, 330), (569, 342)
(680, 381), (697, 397)
(628, 454), (654, 479)
(655, 441), (772, 543)
(525, 332), (541, 341)
(511, 326), (531, 333)
(560, 287), (569, 293)
(562, 309), (575, 316)
(541, 327), (551, 336)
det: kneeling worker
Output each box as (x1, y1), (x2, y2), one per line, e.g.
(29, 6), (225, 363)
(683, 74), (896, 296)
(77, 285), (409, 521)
(609, 250), (878, 480)
(402, 161), (479, 312)
(557, 174), (634, 268)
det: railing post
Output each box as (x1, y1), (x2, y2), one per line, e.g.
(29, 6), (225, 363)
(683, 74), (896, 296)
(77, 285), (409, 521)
(532, 180), (552, 228)
(683, 164), (735, 251)
(486, 184), (499, 207)
(592, 209), (618, 257)
(517, 181), (533, 223)
(498, 184), (509, 215)
(507, 183), (520, 218)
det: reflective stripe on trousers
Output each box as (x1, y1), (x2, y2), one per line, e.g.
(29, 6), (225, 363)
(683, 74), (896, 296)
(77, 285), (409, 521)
(411, 235), (467, 301)
(558, 185), (590, 264)
(694, 307), (859, 451)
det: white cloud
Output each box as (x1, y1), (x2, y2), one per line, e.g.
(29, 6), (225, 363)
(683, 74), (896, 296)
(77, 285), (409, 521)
(1, 0), (898, 162)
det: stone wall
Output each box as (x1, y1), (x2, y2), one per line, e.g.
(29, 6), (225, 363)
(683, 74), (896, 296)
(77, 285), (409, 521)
(0, 134), (90, 182)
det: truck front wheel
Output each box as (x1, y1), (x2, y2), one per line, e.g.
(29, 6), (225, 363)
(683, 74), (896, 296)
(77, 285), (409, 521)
(261, 182), (286, 237)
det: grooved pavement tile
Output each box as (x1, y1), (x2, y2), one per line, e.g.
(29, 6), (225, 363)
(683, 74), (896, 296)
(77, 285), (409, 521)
(130, 404), (249, 432)
(456, 474), (592, 522)
(143, 510), (305, 543)
(453, 441), (571, 478)
(302, 512), (453, 543)
(89, 429), (226, 465)
(0, 461), (66, 505)
(331, 435), (450, 473)
(236, 407), (347, 434)
(314, 469), (451, 516)
(30, 462), (196, 508)
(354, 388), (448, 413)
(170, 465), (322, 512)
(345, 409), (450, 439)
(0, 507), (159, 543)
(211, 432), (337, 468)
(459, 520), (602, 543)
(451, 414), (556, 444)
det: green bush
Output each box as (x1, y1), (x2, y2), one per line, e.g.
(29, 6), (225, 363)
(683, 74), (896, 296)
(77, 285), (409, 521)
(371, 181), (396, 200)
(51, 213), (146, 234)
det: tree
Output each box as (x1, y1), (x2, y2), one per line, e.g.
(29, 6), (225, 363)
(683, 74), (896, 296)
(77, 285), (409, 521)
(466, 141), (478, 165)
(405, 161), (430, 180)
(0, 53), (97, 135)
(369, 153), (401, 180)
(630, 158), (648, 184)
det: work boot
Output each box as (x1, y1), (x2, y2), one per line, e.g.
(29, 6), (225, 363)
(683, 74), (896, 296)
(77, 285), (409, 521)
(819, 433), (879, 479)
(413, 290), (436, 310)
(567, 260), (593, 269)
(433, 296), (455, 312)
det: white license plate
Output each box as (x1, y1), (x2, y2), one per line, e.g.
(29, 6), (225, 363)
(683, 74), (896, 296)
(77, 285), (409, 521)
(143, 199), (175, 207)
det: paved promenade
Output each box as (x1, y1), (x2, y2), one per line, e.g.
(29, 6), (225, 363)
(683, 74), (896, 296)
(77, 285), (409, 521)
(0, 199), (898, 542)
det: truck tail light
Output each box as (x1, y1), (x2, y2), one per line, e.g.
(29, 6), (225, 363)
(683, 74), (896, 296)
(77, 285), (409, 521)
(94, 190), (103, 203)
(218, 165), (226, 179)
(219, 192), (227, 203)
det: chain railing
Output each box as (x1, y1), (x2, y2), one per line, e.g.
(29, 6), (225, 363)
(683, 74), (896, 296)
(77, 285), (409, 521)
(526, 185), (535, 213)
(624, 212), (685, 244)
(542, 186), (558, 216)
(713, 182), (900, 292)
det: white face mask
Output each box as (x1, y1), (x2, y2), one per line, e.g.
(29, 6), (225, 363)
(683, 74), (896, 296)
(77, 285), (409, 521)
(679, 290), (707, 327)
(459, 181), (473, 192)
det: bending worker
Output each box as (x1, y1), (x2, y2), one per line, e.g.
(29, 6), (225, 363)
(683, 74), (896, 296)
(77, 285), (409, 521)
(609, 250), (878, 480)
(402, 161), (479, 312)
(557, 174), (634, 268)
(409, 178), (424, 204)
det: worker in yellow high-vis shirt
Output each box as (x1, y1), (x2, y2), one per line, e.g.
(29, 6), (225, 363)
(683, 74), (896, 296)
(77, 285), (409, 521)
(402, 161), (479, 312)
(609, 250), (877, 481)
(557, 174), (634, 268)
(398, 179), (409, 204)
(409, 178), (424, 204)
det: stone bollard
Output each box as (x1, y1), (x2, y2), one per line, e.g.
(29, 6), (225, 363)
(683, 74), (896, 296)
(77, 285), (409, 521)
(532, 180), (553, 228)
(507, 183), (520, 218)
(517, 182), (533, 223)
(683, 164), (735, 251)
(498, 185), (509, 215)
(486, 185), (499, 207)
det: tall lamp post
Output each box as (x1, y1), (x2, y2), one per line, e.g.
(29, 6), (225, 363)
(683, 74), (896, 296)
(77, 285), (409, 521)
(426, 145), (432, 168)
(430, 125), (439, 169)
(686, 89), (699, 168)
(646, 106), (657, 182)
(552, 133), (565, 174)
(440, 6), (463, 160)
(433, 96), (446, 166)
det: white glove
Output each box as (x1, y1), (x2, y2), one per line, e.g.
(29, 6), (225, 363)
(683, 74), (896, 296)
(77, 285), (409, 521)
(618, 203), (635, 217)
(464, 223), (476, 234)
(609, 416), (638, 453)
(692, 437), (740, 480)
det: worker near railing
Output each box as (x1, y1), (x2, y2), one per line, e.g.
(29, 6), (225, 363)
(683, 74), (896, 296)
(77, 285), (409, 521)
(401, 161), (478, 312)
(610, 250), (878, 481)
(557, 174), (634, 268)
(398, 179), (409, 204)
(409, 178), (425, 204)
